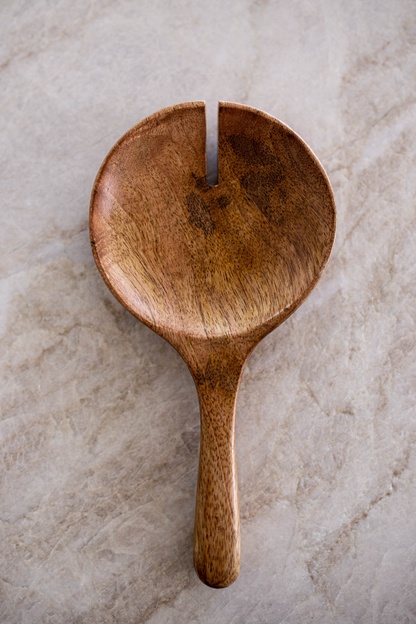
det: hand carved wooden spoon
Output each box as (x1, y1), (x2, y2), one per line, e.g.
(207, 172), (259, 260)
(90, 101), (336, 588)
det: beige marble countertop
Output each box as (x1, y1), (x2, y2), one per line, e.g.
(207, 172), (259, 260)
(1, 1), (416, 622)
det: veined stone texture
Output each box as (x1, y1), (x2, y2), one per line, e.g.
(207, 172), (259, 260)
(1, 1), (416, 622)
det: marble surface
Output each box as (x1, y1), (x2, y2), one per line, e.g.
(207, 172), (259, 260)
(1, 0), (416, 622)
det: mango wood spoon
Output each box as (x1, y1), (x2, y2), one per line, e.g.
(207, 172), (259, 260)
(90, 101), (336, 588)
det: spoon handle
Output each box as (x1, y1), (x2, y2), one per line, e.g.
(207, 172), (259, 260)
(192, 355), (243, 588)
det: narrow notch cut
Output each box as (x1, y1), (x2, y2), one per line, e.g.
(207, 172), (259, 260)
(206, 101), (219, 187)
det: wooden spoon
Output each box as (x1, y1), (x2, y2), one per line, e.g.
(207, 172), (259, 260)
(90, 101), (336, 588)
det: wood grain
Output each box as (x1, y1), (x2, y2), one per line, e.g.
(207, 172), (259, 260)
(90, 101), (336, 588)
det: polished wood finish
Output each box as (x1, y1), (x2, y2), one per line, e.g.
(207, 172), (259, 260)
(90, 101), (336, 588)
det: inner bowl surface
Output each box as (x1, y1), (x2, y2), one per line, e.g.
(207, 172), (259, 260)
(90, 101), (336, 339)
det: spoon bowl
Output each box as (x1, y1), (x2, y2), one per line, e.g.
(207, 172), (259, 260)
(90, 101), (336, 588)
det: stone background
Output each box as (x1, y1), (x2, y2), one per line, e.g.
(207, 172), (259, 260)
(1, 1), (416, 622)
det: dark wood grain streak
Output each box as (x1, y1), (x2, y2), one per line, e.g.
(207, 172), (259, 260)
(90, 101), (336, 588)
